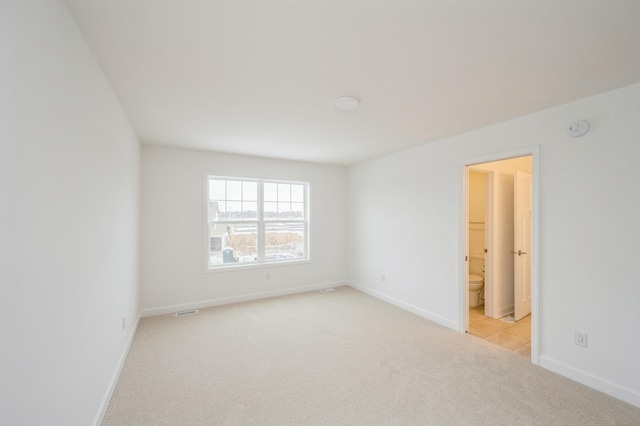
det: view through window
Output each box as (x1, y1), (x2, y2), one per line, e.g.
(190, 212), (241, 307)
(207, 177), (308, 269)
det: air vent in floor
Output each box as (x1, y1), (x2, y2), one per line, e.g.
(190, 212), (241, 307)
(175, 309), (199, 317)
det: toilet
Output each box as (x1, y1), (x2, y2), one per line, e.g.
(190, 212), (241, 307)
(468, 274), (484, 307)
(468, 254), (485, 307)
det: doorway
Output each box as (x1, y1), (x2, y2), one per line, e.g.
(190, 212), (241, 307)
(461, 147), (539, 365)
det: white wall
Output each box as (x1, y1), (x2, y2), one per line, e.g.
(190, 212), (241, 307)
(348, 83), (640, 406)
(0, 1), (140, 425)
(140, 146), (347, 314)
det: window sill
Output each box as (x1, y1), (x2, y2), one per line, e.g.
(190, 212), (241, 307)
(204, 259), (311, 274)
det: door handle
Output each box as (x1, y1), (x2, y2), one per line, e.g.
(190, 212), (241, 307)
(510, 250), (527, 256)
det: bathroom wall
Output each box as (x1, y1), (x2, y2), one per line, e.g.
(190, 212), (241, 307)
(473, 156), (532, 174)
(468, 171), (486, 260)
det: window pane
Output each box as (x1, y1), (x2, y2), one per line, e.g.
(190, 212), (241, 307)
(210, 201), (226, 221)
(227, 180), (242, 200)
(227, 180), (242, 201)
(208, 223), (227, 265)
(243, 202), (257, 219)
(264, 183), (278, 201)
(264, 202), (277, 220)
(243, 181), (257, 201)
(227, 201), (242, 220)
(278, 184), (291, 202)
(209, 179), (226, 200)
(278, 202), (291, 219)
(210, 236), (222, 251)
(291, 203), (304, 219)
(291, 184), (304, 202)
(265, 222), (305, 261)
(209, 223), (258, 266)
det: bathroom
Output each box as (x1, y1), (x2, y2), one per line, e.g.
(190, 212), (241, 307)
(468, 170), (486, 310)
(467, 156), (533, 355)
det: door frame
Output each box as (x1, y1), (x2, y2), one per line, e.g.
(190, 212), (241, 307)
(460, 146), (540, 365)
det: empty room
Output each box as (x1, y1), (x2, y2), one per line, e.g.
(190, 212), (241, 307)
(3, 1), (640, 425)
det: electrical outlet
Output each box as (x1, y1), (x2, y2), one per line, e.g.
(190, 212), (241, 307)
(574, 331), (587, 347)
(122, 317), (126, 331)
(381, 274), (386, 283)
(265, 272), (270, 280)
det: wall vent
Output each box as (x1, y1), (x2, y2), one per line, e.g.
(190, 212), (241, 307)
(175, 309), (199, 317)
(318, 288), (335, 293)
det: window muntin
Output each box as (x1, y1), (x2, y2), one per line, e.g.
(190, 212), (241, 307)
(209, 179), (258, 221)
(263, 183), (305, 220)
(207, 177), (308, 269)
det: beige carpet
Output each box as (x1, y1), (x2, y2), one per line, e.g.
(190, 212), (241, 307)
(104, 286), (640, 425)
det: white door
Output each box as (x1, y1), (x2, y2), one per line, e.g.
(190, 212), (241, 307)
(486, 171), (515, 319)
(514, 171), (532, 320)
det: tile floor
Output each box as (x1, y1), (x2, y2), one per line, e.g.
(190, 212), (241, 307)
(468, 305), (531, 358)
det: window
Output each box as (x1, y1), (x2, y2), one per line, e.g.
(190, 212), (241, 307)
(206, 176), (308, 269)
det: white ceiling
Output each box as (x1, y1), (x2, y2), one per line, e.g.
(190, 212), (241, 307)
(64, 0), (640, 166)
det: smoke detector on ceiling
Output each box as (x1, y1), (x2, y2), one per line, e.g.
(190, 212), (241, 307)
(335, 97), (360, 110)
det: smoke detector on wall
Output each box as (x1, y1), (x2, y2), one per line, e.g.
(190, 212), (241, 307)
(567, 120), (589, 137)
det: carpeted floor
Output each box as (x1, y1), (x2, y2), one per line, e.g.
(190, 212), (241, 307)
(103, 286), (640, 425)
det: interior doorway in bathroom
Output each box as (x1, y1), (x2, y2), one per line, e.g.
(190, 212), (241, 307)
(462, 149), (537, 363)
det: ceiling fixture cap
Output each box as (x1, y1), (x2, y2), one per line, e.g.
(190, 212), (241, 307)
(335, 96), (360, 110)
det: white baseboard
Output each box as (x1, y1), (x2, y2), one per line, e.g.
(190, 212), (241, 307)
(348, 281), (458, 331)
(140, 281), (348, 317)
(93, 314), (142, 426)
(539, 355), (640, 409)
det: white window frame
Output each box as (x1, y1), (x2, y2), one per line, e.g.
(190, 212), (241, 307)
(204, 175), (310, 271)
